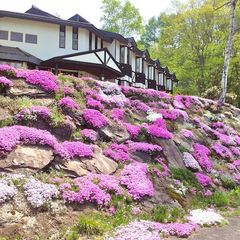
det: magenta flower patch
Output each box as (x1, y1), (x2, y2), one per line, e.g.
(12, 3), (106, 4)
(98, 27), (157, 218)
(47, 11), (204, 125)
(83, 109), (108, 129)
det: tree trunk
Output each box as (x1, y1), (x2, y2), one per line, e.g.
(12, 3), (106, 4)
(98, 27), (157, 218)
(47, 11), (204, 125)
(219, 0), (237, 104)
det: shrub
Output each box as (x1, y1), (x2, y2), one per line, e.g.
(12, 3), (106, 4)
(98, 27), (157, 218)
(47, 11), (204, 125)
(170, 167), (200, 189)
(209, 192), (229, 207)
(74, 213), (110, 236)
(220, 175), (236, 190)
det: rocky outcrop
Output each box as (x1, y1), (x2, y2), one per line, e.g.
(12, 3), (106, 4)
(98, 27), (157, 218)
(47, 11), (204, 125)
(99, 124), (130, 143)
(0, 145), (54, 173)
(152, 138), (185, 168)
(7, 79), (49, 97)
(53, 146), (118, 177)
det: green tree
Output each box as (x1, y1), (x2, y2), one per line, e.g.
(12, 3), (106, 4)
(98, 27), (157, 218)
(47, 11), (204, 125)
(100, 0), (143, 37)
(140, 16), (163, 48)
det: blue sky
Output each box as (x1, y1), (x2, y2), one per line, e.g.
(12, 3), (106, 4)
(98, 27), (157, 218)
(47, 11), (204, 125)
(0, 0), (176, 27)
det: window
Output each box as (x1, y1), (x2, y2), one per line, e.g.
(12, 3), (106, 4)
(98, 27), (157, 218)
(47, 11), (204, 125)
(95, 35), (98, 49)
(72, 27), (78, 50)
(120, 46), (125, 63)
(166, 79), (172, 90)
(101, 39), (103, 48)
(59, 25), (66, 48)
(127, 48), (130, 64)
(159, 73), (164, 85)
(0, 30), (8, 40)
(135, 57), (141, 72)
(10, 32), (23, 42)
(25, 34), (37, 44)
(89, 32), (92, 50)
(148, 66), (152, 79)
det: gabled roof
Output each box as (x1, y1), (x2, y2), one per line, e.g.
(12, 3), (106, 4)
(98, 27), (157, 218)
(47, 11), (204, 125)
(25, 5), (60, 19)
(68, 14), (89, 23)
(100, 30), (128, 45)
(0, 45), (41, 65)
(0, 8), (112, 42)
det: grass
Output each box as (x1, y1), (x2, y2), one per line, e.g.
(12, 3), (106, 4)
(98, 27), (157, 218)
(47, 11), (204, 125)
(151, 205), (185, 223)
(188, 188), (240, 209)
(170, 167), (201, 189)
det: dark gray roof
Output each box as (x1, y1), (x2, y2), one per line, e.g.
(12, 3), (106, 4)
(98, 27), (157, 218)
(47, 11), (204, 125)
(68, 14), (89, 23)
(0, 45), (41, 65)
(0, 9), (112, 42)
(25, 5), (60, 19)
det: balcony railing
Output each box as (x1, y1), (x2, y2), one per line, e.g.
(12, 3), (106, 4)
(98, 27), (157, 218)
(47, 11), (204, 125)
(158, 85), (165, 91)
(135, 72), (145, 84)
(147, 79), (157, 90)
(119, 63), (132, 77)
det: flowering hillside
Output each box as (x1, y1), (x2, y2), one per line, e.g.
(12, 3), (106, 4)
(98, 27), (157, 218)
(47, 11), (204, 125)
(0, 65), (240, 239)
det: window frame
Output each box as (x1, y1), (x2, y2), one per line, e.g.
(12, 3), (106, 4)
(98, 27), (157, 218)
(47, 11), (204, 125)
(10, 32), (23, 42)
(59, 25), (66, 48)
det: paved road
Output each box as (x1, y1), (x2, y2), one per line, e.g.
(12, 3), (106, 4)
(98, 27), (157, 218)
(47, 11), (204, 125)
(189, 217), (240, 240)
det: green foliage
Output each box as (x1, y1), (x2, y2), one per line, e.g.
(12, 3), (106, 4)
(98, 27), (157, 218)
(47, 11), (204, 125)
(101, 0), (143, 37)
(0, 117), (14, 128)
(209, 192), (229, 207)
(220, 175), (236, 190)
(50, 106), (65, 127)
(140, 16), (163, 48)
(170, 167), (200, 189)
(75, 213), (110, 236)
(151, 205), (185, 223)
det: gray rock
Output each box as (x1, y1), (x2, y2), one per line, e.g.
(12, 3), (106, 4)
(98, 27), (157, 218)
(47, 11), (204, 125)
(0, 145), (54, 173)
(152, 138), (185, 168)
(53, 146), (118, 176)
(99, 124), (130, 143)
(7, 79), (48, 97)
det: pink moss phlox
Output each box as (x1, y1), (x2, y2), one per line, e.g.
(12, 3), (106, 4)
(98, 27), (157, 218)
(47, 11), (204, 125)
(60, 173), (121, 206)
(86, 97), (104, 111)
(110, 108), (124, 120)
(154, 158), (170, 177)
(213, 131), (236, 146)
(195, 172), (212, 187)
(83, 88), (103, 101)
(193, 143), (213, 172)
(0, 76), (13, 87)
(120, 162), (154, 200)
(122, 86), (170, 101)
(231, 146), (240, 157)
(81, 129), (97, 142)
(235, 136), (240, 146)
(59, 97), (79, 110)
(128, 141), (162, 154)
(0, 125), (93, 160)
(62, 141), (94, 159)
(82, 109), (108, 129)
(173, 95), (186, 110)
(144, 118), (173, 139)
(159, 109), (179, 121)
(125, 123), (141, 139)
(29, 106), (51, 118)
(211, 142), (232, 159)
(131, 99), (150, 112)
(180, 129), (194, 139)
(211, 122), (225, 129)
(103, 143), (131, 162)
(18, 70), (58, 92)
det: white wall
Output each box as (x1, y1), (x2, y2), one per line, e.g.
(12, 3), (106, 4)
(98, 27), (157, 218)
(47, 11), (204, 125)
(0, 17), (90, 60)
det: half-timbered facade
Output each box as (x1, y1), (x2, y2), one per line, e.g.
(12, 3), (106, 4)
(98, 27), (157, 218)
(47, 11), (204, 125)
(0, 5), (178, 92)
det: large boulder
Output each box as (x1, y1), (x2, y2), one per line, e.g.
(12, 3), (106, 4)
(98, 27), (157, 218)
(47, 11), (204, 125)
(52, 146), (118, 177)
(7, 79), (49, 97)
(0, 145), (54, 173)
(99, 124), (130, 143)
(152, 138), (185, 168)
(87, 146), (118, 174)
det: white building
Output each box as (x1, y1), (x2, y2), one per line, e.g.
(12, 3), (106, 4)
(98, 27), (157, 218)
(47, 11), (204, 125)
(0, 5), (178, 92)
